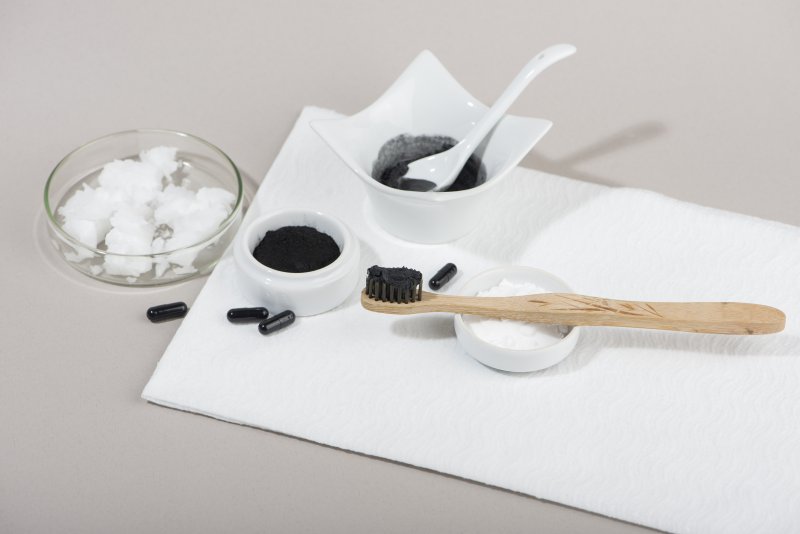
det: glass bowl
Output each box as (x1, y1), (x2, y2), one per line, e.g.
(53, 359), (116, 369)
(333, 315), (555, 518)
(44, 129), (243, 286)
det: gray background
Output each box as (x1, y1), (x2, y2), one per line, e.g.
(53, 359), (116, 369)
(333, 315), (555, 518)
(2, 1), (798, 532)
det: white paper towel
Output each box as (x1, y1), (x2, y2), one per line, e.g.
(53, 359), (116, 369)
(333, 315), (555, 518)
(143, 106), (800, 534)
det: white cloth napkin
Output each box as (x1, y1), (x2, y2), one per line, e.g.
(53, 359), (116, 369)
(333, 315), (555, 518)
(143, 106), (800, 534)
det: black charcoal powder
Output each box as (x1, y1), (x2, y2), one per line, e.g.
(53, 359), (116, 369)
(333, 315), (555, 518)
(372, 134), (487, 192)
(253, 226), (340, 273)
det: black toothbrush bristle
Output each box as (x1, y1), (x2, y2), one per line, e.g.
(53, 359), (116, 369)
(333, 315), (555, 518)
(365, 265), (423, 303)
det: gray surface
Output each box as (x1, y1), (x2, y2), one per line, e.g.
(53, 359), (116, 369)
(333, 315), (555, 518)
(2, 1), (798, 532)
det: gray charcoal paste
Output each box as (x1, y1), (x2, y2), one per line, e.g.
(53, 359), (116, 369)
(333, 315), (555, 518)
(372, 134), (487, 192)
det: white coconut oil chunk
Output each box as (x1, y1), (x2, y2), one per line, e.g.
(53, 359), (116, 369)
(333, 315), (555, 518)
(56, 146), (235, 280)
(465, 279), (566, 350)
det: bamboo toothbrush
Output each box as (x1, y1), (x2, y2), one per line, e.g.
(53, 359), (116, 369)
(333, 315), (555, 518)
(360, 266), (785, 335)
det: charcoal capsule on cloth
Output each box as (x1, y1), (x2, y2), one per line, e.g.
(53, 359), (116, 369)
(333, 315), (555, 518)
(227, 307), (269, 323)
(147, 302), (188, 323)
(258, 310), (295, 335)
(429, 263), (457, 290)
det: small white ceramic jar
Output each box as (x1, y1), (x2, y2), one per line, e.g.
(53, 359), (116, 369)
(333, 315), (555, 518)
(454, 266), (581, 373)
(233, 209), (361, 316)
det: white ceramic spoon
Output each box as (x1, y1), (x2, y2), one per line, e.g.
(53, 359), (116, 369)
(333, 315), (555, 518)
(403, 44), (577, 192)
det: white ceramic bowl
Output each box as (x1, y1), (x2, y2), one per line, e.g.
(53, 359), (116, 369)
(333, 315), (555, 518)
(311, 50), (553, 244)
(233, 209), (361, 316)
(454, 266), (581, 373)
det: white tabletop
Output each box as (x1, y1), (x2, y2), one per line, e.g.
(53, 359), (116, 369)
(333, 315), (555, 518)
(3, 1), (797, 532)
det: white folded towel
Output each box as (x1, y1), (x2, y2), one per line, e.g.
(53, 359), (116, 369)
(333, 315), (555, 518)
(143, 106), (800, 534)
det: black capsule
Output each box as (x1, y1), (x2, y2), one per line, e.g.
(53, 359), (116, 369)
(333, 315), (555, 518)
(227, 307), (269, 323)
(428, 263), (457, 290)
(258, 310), (295, 335)
(146, 302), (188, 323)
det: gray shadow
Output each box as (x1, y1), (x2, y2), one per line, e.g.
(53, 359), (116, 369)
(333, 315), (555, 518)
(612, 329), (800, 357)
(455, 173), (614, 263)
(539, 328), (800, 378)
(526, 121), (667, 187)
(455, 325), (800, 379)
(390, 315), (455, 340)
(453, 121), (666, 264)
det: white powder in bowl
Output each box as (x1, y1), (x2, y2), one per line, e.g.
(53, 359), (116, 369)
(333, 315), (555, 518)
(464, 278), (566, 350)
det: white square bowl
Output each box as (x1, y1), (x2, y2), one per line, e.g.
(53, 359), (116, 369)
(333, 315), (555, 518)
(311, 50), (553, 244)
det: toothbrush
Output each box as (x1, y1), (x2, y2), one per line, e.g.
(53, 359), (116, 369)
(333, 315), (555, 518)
(361, 267), (785, 335)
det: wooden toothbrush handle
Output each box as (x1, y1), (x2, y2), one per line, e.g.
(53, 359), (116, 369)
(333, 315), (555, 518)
(360, 290), (785, 335)
(504, 293), (785, 335)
